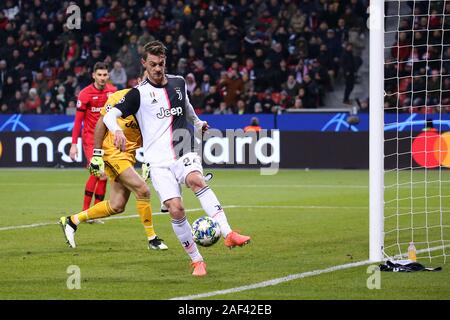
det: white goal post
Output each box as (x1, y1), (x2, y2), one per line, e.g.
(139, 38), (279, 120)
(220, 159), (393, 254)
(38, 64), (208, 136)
(369, 0), (385, 262)
(370, 0), (449, 263)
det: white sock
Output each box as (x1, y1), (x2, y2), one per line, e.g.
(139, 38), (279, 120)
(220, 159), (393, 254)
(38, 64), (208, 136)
(195, 186), (232, 238)
(171, 216), (203, 262)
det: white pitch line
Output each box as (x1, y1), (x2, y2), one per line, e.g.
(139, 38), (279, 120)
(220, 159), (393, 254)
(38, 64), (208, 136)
(2, 204), (448, 231)
(235, 205), (368, 210)
(0, 207), (206, 231)
(170, 260), (373, 300)
(211, 184), (369, 189)
(0, 222), (54, 231)
(0, 205), (368, 232)
(169, 245), (450, 300)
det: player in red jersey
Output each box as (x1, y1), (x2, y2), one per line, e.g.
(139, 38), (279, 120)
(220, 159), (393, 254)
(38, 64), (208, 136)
(70, 62), (117, 211)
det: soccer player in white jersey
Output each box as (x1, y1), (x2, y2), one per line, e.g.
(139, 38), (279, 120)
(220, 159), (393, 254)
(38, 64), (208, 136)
(103, 41), (251, 276)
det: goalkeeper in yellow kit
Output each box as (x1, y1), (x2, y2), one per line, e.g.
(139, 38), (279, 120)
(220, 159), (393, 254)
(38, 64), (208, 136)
(59, 86), (168, 250)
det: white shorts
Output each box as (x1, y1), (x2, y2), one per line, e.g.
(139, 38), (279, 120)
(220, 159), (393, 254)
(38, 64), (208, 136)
(150, 152), (203, 203)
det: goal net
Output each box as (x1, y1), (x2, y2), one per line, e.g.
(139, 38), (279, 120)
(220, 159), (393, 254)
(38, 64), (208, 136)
(374, 0), (450, 262)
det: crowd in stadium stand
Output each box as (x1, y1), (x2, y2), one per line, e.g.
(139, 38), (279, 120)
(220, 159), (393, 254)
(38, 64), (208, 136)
(384, 1), (450, 114)
(0, 0), (369, 115)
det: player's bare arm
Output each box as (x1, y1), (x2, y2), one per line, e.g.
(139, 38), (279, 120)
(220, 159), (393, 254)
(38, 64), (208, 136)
(103, 107), (127, 152)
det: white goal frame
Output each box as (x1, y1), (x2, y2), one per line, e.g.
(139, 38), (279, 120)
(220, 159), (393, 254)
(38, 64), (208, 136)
(369, 0), (385, 262)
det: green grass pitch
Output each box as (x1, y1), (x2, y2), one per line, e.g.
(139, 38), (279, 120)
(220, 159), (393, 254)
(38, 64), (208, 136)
(0, 168), (448, 300)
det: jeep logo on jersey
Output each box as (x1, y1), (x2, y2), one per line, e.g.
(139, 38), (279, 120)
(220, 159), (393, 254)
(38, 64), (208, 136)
(156, 107), (183, 119)
(125, 121), (139, 129)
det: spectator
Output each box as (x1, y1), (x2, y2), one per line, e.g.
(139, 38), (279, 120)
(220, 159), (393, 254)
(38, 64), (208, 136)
(103, 22), (122, 53)
(55, 85), (68, 113)
(243, 27), (262, 57)
(301, 74), (319, 108)
(261, 91), (275, 113)
(8, 90), (23, 113)
(1, 103), (9, 113)
(186, 73), (197, 95)
(66, 100), (77, 115)
(63, 75), (78, 102)
(41, 92), (60, 114)
(25, 88), (42, 114)
(81, 12), (98, 36)
(15, 62), (33, 92)
(292, 95), (304, 109)
(0, 60), (8, 96)
(33, 72), (49, 98)
(58, 61), (75, 82)
(358, 97), (369, 113)
(200, 74), (212, 95)
(214, 101), (233, 115)
(190, 21), (207, 53)
(63, 37), (80, 65)
(341, 43), (357, 104)
(267, 42), (285, 67)
(285, 75), (301, 97)
(0, 0), (369, 115)
(116, 45), (136, 79)
(223, 26), (241, 62)
(1, 75), (17, 104)
(109, 61), (127, 89)
(255, 59), (277, 92)
(204, 85), (221, 111)
(218, 69), (244, 109)
(190, 87), (206, 110)
(3, 0), (19, 20)
(79, 35), (93, 64)
(253, 102), (263, 114)
(240, 58), (256, 83)
(236, 99), (249, 115)
(347, 27), (365, 72)
(244, 117), (262, 132)
(203, 104), (214, 114)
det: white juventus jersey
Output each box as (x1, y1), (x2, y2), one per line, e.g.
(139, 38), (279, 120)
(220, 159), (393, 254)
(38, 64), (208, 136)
(114, 74), (202, 167)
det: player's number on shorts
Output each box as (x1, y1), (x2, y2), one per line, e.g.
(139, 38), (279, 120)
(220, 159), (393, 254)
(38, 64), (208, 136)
(184, 156), (200, 167)
(183, 157), (192, 167)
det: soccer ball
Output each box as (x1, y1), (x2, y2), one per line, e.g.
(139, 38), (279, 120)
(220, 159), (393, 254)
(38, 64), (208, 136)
(192, 216), (221, 247)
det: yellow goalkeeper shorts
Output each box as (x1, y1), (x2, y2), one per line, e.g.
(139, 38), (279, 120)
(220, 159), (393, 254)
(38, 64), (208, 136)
(104, 158), (135, 181)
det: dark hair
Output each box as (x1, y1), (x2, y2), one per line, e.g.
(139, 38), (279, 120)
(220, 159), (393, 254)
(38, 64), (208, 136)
(93, 62), (109, 72)
(142, 40), (167, 60)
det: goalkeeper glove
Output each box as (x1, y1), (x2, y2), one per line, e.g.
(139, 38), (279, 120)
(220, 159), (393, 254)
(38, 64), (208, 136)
(89, 149), (105, 177)
(142, 163), (150, 182)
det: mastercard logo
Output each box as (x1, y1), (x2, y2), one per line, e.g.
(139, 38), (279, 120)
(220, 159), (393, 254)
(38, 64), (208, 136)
(411, 130), (450, 168)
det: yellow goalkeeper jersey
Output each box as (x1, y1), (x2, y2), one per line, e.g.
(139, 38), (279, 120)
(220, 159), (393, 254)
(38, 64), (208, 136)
(100, 89), (142, 163)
